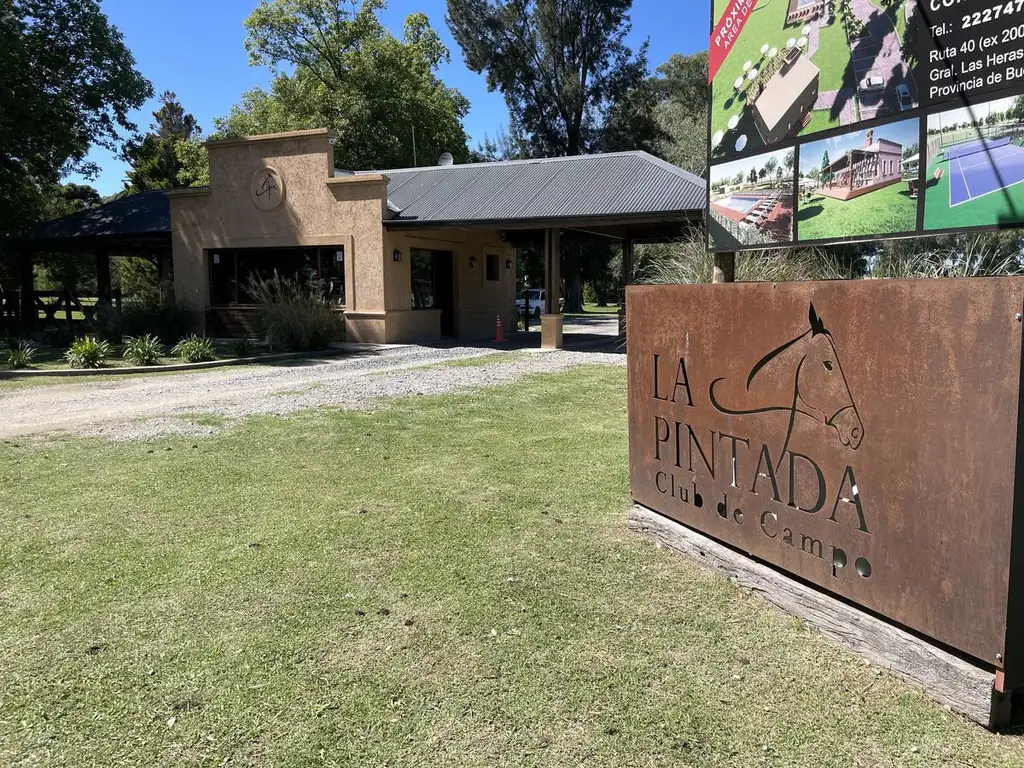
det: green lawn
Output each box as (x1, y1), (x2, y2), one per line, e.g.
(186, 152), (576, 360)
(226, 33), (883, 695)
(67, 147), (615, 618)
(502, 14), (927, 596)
(813, 16), (855, 94)
(797, 181), (918, 240)
(3, 368), (1024, 765)
(710, 0), (857, 158)
(566, 303), (620, 318)
(923, 151), (1024, 230)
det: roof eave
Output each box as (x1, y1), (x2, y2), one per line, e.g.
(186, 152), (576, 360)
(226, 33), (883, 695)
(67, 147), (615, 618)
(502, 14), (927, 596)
(383, 209), (703, 232)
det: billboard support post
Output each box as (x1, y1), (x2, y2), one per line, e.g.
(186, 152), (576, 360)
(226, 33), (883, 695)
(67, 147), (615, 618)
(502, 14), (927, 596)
(713, 252), (735, 283)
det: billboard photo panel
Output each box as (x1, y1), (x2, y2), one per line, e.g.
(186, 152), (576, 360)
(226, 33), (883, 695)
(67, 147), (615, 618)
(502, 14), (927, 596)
(797, 118), (919, 242)
(707, 0), (1024, 250)
(709, 0), (918, 162)
(708, 148), (796, 250)
(924, 96), (1024, 231)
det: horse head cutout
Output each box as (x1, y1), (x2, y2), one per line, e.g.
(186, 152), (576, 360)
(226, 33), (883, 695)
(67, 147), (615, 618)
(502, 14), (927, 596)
(709, 302), (864, 463)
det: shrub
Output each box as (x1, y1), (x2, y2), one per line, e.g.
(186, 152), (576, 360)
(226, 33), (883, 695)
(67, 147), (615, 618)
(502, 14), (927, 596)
(230, 338), (253, 358)
(65, 336), (112, 369)
(120, 297), (197, 343)
(5, 339), (37, 370)
(245, 272), (340, 352)
(39, 326), (75, 349)
(91, 303), (124, 343)
(172, 334), (215, 363)
(122, 334), (164, 366)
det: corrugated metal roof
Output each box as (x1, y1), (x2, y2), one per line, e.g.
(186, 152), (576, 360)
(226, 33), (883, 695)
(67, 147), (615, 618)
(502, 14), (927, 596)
(359, 151), (705, 225)
(30, 189), (172, 241)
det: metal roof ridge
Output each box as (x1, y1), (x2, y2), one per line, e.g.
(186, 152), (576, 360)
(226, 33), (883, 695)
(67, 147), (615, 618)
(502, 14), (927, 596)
(358, 150), (664, 176)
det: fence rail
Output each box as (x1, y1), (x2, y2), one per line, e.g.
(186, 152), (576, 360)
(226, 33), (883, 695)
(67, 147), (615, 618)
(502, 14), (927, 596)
(0, 289), (122, 335)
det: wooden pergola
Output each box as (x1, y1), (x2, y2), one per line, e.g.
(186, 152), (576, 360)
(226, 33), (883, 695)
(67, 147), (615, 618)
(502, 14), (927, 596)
(11, 190), (172, 332)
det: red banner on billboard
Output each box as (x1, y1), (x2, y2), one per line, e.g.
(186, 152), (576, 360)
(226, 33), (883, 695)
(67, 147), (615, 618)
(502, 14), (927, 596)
(708, 0), (757, 83)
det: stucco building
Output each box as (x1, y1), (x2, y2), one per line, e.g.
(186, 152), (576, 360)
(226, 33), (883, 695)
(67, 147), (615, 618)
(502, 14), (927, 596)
(13, 129), (704, 348)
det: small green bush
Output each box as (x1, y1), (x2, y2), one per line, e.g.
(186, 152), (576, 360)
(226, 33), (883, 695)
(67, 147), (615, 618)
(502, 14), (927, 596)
(172, 334), (215, 363)
(122, 334), (164, 366)
(65, 336), (112, 369)
(5, 339), (37, 370)
(245, 272), (340, 352)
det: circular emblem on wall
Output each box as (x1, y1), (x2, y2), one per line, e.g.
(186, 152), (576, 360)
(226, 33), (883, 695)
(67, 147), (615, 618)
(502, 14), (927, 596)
(251, 166), (285, 211)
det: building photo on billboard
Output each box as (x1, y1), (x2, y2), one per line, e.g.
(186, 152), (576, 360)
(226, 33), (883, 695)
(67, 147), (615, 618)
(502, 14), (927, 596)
(708, 0), (918, 160)
(708, 148), (795, 249)
(923, 95), (1024, 232)
(796, 119), (919, 241)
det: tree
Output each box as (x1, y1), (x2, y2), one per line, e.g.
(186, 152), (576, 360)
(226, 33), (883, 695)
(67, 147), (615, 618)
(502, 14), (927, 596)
(747, 167), (758, 184)
(0, 0), (152, 264)
(225, 0), (471, 171)
(446, 0), (657, 312)
(652, 51), (708, 176)
(820, 150), (831, 184)
(762, 155), (778, 178)
(175, 137), (211, 187)
(783, 148), (795, 175)
(446, 0), (655, 157)
(122, 91), (201, 192)
(470, 124), (529, 162)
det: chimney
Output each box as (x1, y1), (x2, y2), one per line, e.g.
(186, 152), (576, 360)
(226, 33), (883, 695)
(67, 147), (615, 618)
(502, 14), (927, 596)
(865, 129), (874, 148)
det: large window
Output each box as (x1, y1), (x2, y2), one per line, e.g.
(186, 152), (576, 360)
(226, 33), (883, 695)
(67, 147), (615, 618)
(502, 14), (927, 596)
(208, 246), (345, 305)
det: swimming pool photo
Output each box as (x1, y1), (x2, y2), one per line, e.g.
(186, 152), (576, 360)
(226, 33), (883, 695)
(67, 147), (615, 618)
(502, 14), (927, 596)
(715, 194), (764, 214)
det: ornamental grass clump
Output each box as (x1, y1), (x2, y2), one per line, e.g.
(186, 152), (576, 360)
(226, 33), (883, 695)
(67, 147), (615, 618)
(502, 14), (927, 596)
(246, 272), (340, 352)
(171, 335), (216, 363)
(4, 339), (37, 370)
(122, 334), (164, 366)
(65, 336), (112, 369)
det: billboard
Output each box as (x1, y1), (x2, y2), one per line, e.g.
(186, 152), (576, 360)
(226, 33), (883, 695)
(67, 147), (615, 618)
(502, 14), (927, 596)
(707, 0), (1024, 250)
(627, 278), (1024, 685)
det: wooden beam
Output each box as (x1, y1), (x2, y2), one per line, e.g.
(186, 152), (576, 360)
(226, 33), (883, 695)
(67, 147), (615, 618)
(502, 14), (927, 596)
(627, 504), (1006, 728)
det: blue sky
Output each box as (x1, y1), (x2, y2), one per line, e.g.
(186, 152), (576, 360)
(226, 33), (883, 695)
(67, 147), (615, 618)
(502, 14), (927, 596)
(798, 119), (920, 178)
(70, 0), (705, 196)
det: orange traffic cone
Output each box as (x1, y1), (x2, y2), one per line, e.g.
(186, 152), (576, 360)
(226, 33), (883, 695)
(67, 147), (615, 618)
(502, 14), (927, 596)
(495, 314), (505, 343)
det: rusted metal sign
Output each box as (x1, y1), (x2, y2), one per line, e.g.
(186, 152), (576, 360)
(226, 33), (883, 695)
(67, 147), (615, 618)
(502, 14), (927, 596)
(627, 279), (1024, 680)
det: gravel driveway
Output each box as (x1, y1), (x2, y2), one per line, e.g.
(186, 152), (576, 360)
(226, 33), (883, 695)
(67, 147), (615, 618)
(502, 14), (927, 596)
(0, 344), (624, 441)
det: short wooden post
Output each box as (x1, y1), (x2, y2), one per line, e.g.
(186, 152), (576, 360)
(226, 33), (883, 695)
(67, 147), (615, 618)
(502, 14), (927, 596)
(713, 251), (735, 284)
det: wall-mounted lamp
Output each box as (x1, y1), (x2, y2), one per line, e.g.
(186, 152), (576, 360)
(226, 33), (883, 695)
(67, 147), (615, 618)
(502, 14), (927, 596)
(392, 249), (402, 262)
(469, 256), (478, 268)
(506, 259), (513, 270)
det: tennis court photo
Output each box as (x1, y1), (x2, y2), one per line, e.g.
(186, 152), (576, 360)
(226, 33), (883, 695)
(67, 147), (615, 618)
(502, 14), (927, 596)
(923, 95), (1024, 231)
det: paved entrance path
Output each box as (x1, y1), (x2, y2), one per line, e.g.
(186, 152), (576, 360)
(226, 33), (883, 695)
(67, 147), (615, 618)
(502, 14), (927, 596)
(0, 343), (624, 442)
